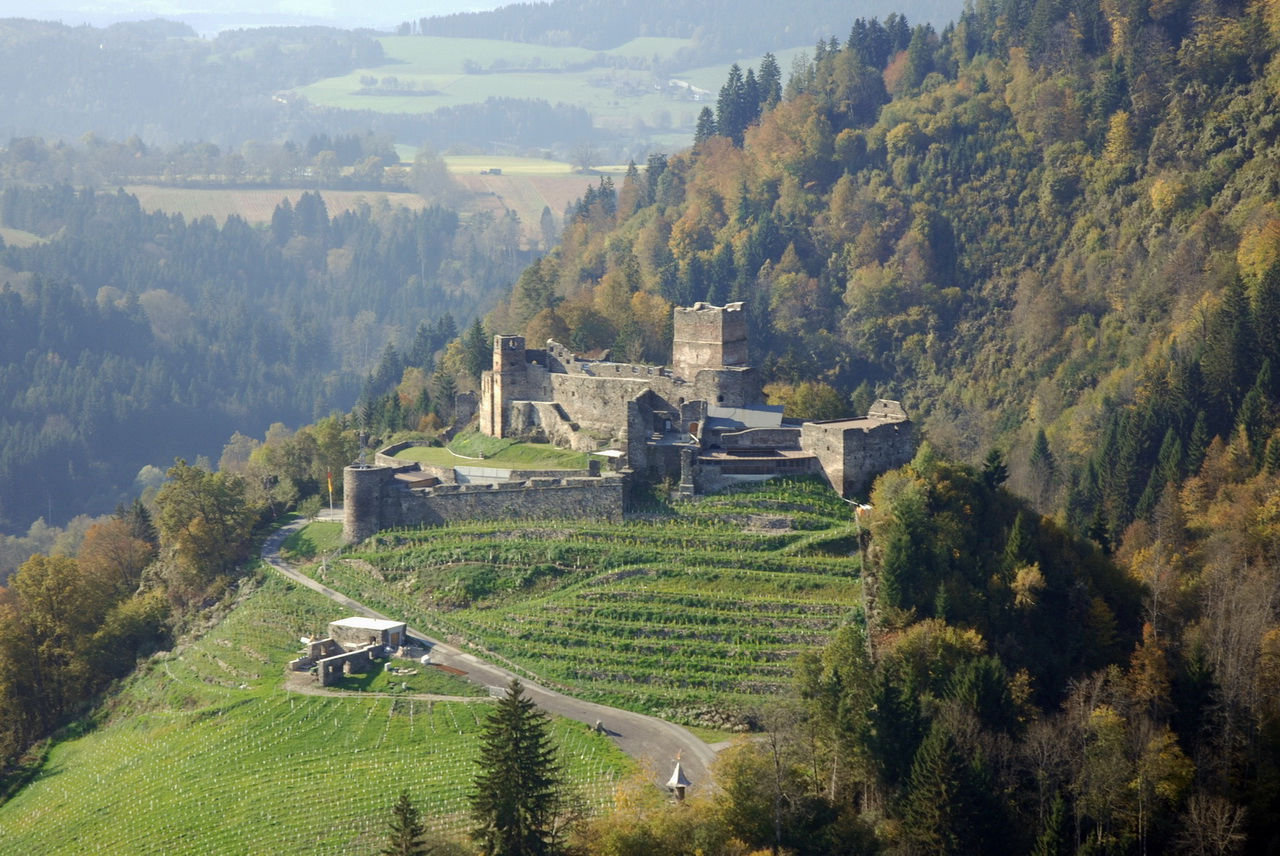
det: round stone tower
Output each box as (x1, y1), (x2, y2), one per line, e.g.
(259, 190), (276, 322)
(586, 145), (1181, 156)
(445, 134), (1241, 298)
(343, 463), (388, 544)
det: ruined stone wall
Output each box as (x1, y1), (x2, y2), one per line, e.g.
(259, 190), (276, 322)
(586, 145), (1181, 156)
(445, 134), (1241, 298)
(479, 371), (498, 436)
(801, 419), (915, 498)
(318, 646), (375, 686)
(343, 464), (624, 541)
(685, 367), (758, 408)
(547, 373), (678, 436)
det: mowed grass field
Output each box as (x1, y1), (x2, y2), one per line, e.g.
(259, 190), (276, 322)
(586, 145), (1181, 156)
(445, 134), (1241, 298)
(300, 478), (863, 721)
(119, 158), (616, 240)
(0, 571), (632, 854)
(448, 158), (628, 237)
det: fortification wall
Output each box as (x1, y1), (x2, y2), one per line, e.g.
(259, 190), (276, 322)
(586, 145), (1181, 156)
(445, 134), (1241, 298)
(344, 465), (393, 543)
(373, 444), (457, 483)
(479, 372), (498, 436)
(343, 464), (624, 542)
(548, 373), (677, 435)
(685, 367), (757, 408)
(801, 419), (915, 498)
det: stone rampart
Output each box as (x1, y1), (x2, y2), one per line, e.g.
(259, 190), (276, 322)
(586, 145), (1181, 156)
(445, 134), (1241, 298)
(342, 464), (624, 542)
(801, 412), (915, 498)
(548, 373), (677, 435)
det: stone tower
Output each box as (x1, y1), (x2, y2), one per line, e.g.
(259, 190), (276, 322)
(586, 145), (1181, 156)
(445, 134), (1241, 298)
(671, 301), (748, 380)
(343, 462), (389, 543)
(479, 335), (527, 437)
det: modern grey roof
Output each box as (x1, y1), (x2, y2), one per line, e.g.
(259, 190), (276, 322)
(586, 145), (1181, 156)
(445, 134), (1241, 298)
(704, 404), (785, 431)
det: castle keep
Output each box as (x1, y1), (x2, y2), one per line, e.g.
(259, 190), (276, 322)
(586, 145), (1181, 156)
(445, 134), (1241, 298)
(343, 302), (914, 543)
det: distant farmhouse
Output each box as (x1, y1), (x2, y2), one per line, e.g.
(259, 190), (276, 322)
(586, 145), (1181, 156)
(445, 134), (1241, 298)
(343, 302), (914, 542)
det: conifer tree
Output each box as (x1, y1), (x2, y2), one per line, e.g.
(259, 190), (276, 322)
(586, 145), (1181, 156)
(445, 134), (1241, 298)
(1031, 792), (1070, 856)
(981, 448), (1009, 488)
(902, 720), (992, 854)
(694, 108), (717, 145)
(757, 52), (782, 107)
(383, 791), (430, 856)
(470, 679), (564, 856)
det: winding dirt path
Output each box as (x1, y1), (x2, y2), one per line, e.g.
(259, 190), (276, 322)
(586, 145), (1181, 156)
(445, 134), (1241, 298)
(262, 516), (719, 793)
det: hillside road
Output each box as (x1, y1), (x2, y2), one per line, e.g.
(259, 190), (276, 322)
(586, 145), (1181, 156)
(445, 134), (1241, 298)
(261, 515), (719, 794)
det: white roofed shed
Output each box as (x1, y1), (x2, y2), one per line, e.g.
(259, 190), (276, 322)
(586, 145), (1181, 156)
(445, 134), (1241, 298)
(327, 616), (407, 650)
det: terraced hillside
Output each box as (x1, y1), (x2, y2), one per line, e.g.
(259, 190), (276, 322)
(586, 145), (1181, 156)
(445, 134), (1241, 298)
(0, 572), (631, 854)
(302, 478), (862, 722)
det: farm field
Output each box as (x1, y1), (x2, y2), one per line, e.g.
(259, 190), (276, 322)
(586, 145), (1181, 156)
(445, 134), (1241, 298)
(123, 185), (431, 224)
(454, 171), (619, 241)
(676, 45), (814, 92)
(0, 572), (632, 854)
(301, 478), (862, 723)
(291, 34), (805, 137)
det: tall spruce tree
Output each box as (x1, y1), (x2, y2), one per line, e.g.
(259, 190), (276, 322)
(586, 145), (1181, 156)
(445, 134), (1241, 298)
(383, 791), (430, 856)
(470, 679), (563, 856)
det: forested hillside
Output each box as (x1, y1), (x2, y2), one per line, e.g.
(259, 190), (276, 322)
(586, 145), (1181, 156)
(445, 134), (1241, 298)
(468, 0), (1280, 850)
(0, 185), (531, 535)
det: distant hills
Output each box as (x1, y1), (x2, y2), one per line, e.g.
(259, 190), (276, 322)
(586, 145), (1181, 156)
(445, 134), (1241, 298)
(0, 1), (503, 34)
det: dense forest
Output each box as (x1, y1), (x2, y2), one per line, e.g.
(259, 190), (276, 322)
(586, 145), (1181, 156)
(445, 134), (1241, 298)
(0, 184), (533, 537)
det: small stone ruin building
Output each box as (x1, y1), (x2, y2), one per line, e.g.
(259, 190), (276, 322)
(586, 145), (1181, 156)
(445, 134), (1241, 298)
(290, 616), (408, 686)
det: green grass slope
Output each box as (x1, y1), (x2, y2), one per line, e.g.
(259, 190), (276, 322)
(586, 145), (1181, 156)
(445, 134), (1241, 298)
(0, 572), (631, 854)
(303, 478), (861, 723)
(389, 434), (594, 470)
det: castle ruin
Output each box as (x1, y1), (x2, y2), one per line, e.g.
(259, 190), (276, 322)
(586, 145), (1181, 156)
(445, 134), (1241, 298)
(343, 302), (914, 543)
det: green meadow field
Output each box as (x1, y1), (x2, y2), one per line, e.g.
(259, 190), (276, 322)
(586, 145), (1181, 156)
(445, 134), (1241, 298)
(292, 35), (811, 136)
(0, 572), (632, 854)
